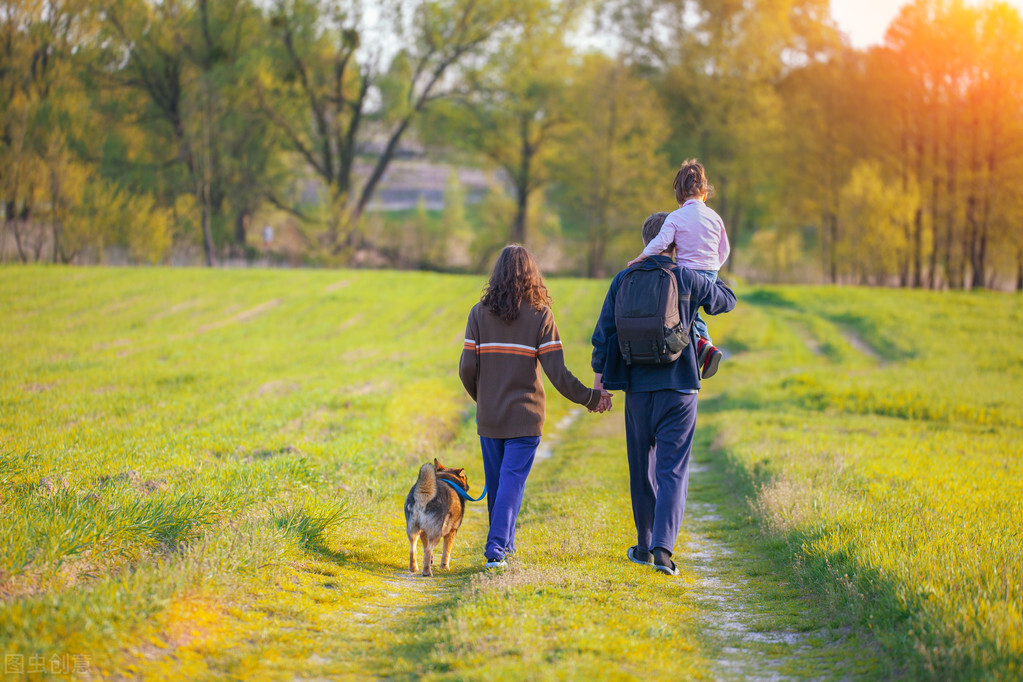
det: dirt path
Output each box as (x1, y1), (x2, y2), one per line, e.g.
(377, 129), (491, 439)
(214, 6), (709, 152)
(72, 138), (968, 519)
(684, 461), (813, 680)
(839, 326), (883, 362)
(247, 407), (880, 679)
(680, 454), (883, 680)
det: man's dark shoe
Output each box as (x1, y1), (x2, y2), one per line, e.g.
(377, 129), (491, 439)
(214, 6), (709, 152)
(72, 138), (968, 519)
(651, 547), (678, 576)
(627, 546), (654, 567)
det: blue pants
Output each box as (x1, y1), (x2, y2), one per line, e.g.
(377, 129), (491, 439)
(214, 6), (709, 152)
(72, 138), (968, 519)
(623, 391), (698, 554)
(479, 436), (540, 560)
(692, 269), (718, 344)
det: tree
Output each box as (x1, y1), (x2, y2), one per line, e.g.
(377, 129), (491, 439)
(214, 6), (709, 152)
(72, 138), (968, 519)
(104, 0), (281, 265)
(633, 0), (842, 274)
(553, 54), (670, 277)
(256, 0), (518, 259)
(421, 1), (584, 247)
(1, 0), (102, 263)
(881, 0), (1023, 289)
(837, 160), (920, 285)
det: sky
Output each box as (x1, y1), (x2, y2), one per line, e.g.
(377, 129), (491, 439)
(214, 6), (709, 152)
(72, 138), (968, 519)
(831, 0), (1023, 48)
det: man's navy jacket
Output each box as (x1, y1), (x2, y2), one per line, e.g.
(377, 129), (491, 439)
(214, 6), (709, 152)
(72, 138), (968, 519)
(591, 255), (737, 392)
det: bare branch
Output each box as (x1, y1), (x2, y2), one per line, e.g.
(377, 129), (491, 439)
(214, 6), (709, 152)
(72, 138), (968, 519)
(254, 82), (330, 180)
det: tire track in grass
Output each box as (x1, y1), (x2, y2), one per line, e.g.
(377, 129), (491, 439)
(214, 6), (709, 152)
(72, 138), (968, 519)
(337, 408), (592, 675)
(521, 409), (861, 679)
(684, 461), (812, 681)
(285, 410), (589, 677)
(837, 326), (882, 363)
(682, 453), (887, 680)
(528, 407), (839, 679)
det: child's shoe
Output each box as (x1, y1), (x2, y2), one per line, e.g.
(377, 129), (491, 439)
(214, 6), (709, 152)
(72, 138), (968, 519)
(697, 337), (722, 379)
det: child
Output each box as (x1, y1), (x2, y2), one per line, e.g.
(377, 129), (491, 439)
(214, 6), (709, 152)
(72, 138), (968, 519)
(627, 159), (729, 379)
(459, 245), (610, 568)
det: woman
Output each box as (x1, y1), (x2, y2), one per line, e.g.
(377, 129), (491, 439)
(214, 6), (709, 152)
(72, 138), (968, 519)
(458, 245), (611, 568)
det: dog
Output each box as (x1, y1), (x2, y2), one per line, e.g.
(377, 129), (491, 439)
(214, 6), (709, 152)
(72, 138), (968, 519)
(404, 457), (468, 577)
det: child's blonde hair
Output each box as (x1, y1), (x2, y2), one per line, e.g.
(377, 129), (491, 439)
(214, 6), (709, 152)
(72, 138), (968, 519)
(673, 159), (714, 204)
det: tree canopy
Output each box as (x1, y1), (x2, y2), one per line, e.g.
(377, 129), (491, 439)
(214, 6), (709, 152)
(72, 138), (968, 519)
(2, 0), (1021, 288)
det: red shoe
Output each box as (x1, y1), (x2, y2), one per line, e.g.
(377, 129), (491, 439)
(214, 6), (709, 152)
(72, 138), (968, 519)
(697, 337), (722, 379)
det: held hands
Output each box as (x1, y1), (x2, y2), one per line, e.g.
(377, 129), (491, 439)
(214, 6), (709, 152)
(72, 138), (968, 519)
(592, 390), (614, 413)
(589, 373), (613, 413)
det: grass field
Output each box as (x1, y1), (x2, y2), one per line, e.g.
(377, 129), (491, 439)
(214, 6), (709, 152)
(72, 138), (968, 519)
(1, 266), (1020, 680)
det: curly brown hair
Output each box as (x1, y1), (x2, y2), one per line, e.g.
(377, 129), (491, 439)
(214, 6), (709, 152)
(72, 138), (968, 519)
(481, 245), (552, 323)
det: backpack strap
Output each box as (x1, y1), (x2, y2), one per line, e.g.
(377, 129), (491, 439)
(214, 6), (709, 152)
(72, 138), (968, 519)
(641, 259), (698, 342)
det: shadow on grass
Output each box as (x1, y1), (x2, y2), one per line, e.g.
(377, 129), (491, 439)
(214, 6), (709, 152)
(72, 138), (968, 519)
(823, 312), (914, 362)
(743, 288), (801, 310)
(375, 579), (470, 677)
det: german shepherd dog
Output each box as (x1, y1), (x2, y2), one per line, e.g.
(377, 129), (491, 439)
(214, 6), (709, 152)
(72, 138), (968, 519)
(405, 458), (468, 577)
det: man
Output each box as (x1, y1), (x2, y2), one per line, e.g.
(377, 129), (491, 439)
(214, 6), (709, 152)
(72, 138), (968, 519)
(591, 212), (736, 575)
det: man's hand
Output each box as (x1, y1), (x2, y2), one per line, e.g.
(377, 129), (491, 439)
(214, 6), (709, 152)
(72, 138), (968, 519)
(591, 373), (613, 413)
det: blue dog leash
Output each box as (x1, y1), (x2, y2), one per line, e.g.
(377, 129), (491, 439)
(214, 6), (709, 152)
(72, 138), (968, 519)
(439, 478), (487, 502)
(436, 408), (488, 502)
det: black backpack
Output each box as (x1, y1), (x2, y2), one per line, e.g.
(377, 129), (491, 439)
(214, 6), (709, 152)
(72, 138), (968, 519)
(614, 260), (693, 365)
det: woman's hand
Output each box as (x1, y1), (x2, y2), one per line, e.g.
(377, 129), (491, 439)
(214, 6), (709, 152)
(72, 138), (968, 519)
(590, 374), (612, 413)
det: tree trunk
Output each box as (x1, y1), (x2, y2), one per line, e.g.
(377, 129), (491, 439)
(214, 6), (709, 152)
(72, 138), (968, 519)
(970, 231), (985, 289)
(590, 197), (608, 278)
(511, 116), (533, 245)
(899, 109), (911, 288)
(52, 221), (62, 264)
(200, 76), (215, 267)
(1017, 247), (1023, 292)
(899, 249), (909, 287)
(588, 227), (606, 278)
(201, 203), (214, 267)
(928, 107), (941, 289)
(912, 208), (923, 287)
(944, 106), (958, 288)
(726, 204), (743, 276)
(50, 169), (62, 264)
(12, 218), (28, 263)
(235, 209), (250, 254)
(966, 195), (979, 289)
(511, 186), (528, 245)
(972, 123), (996, 290)
(1, 201), (13, 264)
(32, 225), (45, 261)
(827, 211), (838, 284)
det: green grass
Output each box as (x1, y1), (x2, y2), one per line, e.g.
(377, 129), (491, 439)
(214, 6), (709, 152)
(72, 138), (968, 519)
(1, 266), (1020, 679)
(701, 285), (1023, 679)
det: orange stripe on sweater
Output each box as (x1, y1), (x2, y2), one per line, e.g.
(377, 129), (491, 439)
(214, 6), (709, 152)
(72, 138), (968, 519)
(478, 348), (537, 358)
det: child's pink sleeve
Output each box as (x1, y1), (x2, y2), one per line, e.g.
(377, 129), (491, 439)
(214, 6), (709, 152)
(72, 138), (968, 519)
(640, 218), (676, 259)
(718, 223), (731, 267)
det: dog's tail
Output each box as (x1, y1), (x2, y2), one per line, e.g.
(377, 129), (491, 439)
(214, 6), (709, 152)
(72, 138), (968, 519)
(413, 463), (436, 507)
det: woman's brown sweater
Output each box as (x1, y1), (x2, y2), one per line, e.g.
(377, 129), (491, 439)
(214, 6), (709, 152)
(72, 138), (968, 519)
(459, 301), (601, 439)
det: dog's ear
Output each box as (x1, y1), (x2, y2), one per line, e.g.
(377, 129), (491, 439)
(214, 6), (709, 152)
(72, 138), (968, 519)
(454, 468), (465, 477)
(433, 457), (440, 469)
